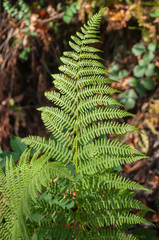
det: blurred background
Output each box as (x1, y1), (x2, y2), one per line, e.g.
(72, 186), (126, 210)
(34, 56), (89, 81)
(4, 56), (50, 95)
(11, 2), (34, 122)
(0, 0), (159, 238)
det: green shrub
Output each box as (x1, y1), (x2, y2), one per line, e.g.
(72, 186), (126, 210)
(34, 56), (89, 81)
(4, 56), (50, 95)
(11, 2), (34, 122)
(118, 42), (156, 109)
(130, 43), (156, 94)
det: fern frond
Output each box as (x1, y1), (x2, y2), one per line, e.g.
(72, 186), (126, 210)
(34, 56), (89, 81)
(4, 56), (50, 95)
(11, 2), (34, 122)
(68, 41), (81, 52)
(80, 138), (144, 157)
(79, 85), (119, 99)
(81, 194), (152, 213)
(22, 136), (72, 163)
(0, 150), (72, 240)
(38, 107), (75, 131)
(63, 51), (104, 61)
(79, 108), (134, 127)
(44, 91), (76, 114)
(82, 53), (104, 60)
(52, 73), (76, 90)
(79, 67), (107, 76)
(78, 154), (146, 176)
(78, 75), (115, 87)
(79, 95), (123, 113)
(82, 172), (150, 192)
(20, 8), (152, 239)
(76, 31), (100, 40)
(83, 210), (150, 228)
(80, 59), (105, 68)
(79, 122), (137, 144)
(88, 229), (138, 240)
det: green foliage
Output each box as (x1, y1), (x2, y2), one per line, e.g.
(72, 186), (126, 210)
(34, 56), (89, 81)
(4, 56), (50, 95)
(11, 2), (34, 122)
(3, 1), (37, 61)
(118, 42), (156, 109)
(119, 89), (137, 109)
(109, 63), (128, 81)
(3, 0), (31, 25)
(0, 8), (153, 239)
(62, 2), (78, 24)
(132, 43), (156, 78)
(0, 135), (30, 170)
(132, 43), (146, 56)
(131, 42), (156, 96)
(150, 9), (159, 17)
(19, 47), (31, 61)
(0, 149), (72, 239)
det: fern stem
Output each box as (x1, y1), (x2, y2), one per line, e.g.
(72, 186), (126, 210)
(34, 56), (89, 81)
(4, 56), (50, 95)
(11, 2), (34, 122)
(74, 39), (85, 240)
(74, 41), (82, 193)
(75, 85), (79, 193)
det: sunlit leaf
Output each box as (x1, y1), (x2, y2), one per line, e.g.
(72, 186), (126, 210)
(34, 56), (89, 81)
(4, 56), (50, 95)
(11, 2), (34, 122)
(142, 52), (154, 63)
(118, 69), (128, 79)
(133, 65), (145, 78)
(119, 89), (137, 109)
(145, 63), (155, 77)
(150, 9), (159, 17)
(148, 43), (156, 52)
(132, 43), (146, 56)
(141, 78), (155, 90)
(129, 78), (138, 87)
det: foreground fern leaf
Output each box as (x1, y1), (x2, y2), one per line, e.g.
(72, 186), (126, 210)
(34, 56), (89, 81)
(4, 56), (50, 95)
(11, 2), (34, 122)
(0, 150), (72, 239)
(19, 8), (153, 239)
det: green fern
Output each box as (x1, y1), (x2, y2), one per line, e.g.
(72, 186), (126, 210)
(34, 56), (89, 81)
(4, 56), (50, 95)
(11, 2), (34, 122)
(0, 8), (153, 239)
(0, 150), (72, 239)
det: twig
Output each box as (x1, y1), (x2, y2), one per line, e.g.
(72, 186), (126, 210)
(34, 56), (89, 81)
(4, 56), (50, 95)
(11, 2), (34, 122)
(0, 48), (13, 71)
(0, 28), (14, 51)
(40, 12), (65, 24)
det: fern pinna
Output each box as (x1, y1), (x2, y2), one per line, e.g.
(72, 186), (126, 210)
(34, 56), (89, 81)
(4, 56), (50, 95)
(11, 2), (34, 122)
(0, 8), (152, 240)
